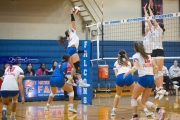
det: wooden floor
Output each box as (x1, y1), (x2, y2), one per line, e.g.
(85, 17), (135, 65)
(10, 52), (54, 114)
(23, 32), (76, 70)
(0, 92), (180, 120)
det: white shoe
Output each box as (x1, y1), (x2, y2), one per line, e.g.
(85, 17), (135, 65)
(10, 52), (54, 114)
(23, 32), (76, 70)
(157, 109), (165, 120)
(72, 83), (77, 86)
(158, 90), (166, 100)
(79, 80), (90, 87)
(165, 92), (169, 96)
(44, 106), (50, 111)
(68, 104), (77, 113)
(174, 85), (179, 89)
(110, 109), (116, 116)
(165, 96), (169, 101)
(144, 110), (154, 117)
(10, 116), (16, 120)
(155, 94), (159, 99)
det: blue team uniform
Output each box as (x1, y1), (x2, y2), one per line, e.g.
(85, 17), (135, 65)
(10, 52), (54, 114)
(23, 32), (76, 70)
(50, 62), (72, 88)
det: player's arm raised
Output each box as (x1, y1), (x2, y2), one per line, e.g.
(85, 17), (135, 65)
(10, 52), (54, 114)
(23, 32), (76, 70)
(144, 4), (152, 29)
(148, 0), (158, 28)
(71, 9), (76, 30)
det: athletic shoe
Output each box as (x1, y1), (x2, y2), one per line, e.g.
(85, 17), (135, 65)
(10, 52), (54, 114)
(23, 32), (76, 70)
(165, 96), (169, 101)
(44, 106), (50, 111)
(2, 109), (7, 120)
(157, 109), (165, 120)
(10, 116), (16, 120)
(144, 110), (154, 117)
(68, 104), (77, 113)
(110, 109), (116, 116)
(174, 85), (179, 89)
(72, 83), (77, 86)
(68, 114), (77, 120)
(165, 92), (169, 96)
(79, 80), (90, 87)
(158, 90), (166, 100)
(131, 114), (138, 120)
(155, 93), (160, 99)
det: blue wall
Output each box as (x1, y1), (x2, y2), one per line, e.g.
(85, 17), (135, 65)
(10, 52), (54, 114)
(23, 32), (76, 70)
(0, 40), (180, 88)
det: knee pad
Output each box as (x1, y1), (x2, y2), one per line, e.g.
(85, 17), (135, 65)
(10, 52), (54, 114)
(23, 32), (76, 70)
(50, 92), (56, 97)
(158, 71), (163, 77)
(154, 74), (158, 79)
(131, 99), (137, 107)
(74, 61), (81, 74)
(145, 101), (153, 108)
(68, 91), (74, 97)
(12, 99), (18, 103)
(115, 94), (121, 99)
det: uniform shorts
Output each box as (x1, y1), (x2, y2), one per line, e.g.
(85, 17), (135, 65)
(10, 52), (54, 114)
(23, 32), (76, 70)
(116, 73), (134, 87)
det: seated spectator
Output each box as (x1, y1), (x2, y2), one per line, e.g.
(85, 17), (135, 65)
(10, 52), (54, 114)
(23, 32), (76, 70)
(169, 60), (180, 86)
(49, 61), (58, 72)
(24, 63), (35, 76)
(36, 63), (49, 76)
(163, 65), (179, 95)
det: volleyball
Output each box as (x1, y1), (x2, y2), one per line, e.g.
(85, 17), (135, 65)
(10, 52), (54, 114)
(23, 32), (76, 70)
(73, 6), (80, 14)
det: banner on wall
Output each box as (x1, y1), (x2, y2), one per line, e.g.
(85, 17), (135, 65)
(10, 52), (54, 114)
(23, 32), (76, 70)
(23, 80), (64, 98)
(141, 0), (163, 34)
(81, 40), (92, 105)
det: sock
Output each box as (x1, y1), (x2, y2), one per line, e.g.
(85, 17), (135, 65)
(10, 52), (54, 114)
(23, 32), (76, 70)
(47, 103), (50, 106)
(69, 103), (73, 106)
(112, 107), (116, 111)
(156, 87), (161, 91)
(2, 105), (7, 111)
(11, 112), (16, 117)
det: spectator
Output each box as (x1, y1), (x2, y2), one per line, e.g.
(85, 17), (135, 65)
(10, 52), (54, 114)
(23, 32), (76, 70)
(49, 61), (58, 72)
(163, 65), (179, 95)
(24, 63), (35, 76)
(169, 60), (180, 86)
(36, 63), (49, 76)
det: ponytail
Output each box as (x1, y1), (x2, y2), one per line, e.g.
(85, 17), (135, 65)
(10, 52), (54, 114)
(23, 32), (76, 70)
(10, 64), (12, 72)
(117, 50), (130, 66)
(58, 36), (67, 45)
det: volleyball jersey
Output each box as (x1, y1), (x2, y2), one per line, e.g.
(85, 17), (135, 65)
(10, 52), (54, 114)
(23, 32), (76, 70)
(132, 53), (153, 77)
(1, 65), (24, 91)
(142, 31), (153, 53)
(51, 62), (72, 77)
(68, 28), (79, 49)
(113, 59), (131, 75)
(151, 25), (164, 50)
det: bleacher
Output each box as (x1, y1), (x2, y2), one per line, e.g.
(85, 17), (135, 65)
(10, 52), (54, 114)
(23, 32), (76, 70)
(0, 40), (180, 88)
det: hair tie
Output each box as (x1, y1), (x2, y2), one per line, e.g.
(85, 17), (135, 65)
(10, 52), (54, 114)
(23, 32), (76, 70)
(118, 54), (121, 57)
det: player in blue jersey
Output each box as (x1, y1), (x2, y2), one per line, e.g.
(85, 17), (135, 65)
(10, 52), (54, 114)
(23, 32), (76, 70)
(44, 54), (77, 113)
(58, 8), (90, 88)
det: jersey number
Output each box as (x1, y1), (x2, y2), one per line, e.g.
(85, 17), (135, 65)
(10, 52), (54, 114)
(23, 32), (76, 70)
(144, 59), (150, 63)
(7, 67), (15, 72)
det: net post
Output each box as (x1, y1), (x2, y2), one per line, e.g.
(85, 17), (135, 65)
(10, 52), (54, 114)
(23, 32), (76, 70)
(97, 23), (100, 60)
(101, 22), (104, 59)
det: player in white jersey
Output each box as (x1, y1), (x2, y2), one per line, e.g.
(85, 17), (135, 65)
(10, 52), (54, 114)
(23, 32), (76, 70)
(124, 41), (165, 120)
(142, 4), (153, 55)
(58, 8), (90, 88)
(110, 50), (135, 116)
(1, 61), (25, 120)
(148, 0), (166, 99)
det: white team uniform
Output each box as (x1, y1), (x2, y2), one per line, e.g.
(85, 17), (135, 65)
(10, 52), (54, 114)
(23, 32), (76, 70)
(151, 25), (164, 50)
(142, 31), (153, 54)
(113, 60), (131, 75)
(67, 28), (79, 49)
(132, 53), (153, 77)
(1, 65), (24, 91)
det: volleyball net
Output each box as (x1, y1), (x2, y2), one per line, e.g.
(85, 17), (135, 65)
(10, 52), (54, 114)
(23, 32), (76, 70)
(87, 12), (180, 61)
